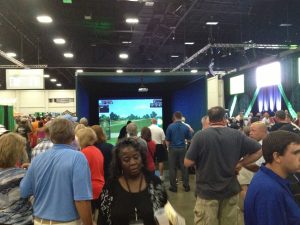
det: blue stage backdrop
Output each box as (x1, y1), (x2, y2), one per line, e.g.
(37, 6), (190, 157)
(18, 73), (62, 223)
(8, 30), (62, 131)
(171, 77), (207, 131)
(76, 78), (89, 121)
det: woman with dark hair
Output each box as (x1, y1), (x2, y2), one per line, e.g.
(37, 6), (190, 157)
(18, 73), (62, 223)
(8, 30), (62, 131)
(141, 126), (156, 175)
(91, 125), (114, 180)
(98, 138), (167, 225)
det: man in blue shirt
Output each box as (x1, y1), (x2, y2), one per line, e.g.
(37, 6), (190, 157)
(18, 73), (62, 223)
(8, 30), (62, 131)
(166, 111), (192, 192)
(20, 118), (93, 225)
(244, 130), (300, 225)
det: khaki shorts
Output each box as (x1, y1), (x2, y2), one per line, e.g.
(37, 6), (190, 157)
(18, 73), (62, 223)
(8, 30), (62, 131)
(194, 194), (240, 225)
(34, 218), (81, 225)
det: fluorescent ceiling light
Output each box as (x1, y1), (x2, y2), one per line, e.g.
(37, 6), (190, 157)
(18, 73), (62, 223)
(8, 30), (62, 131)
(191, 69), (198, 73)
(119, 53), (129, 59)
(43, 74), (50, 78)
(50, 78), (57, 82)
(170, 55), (179, 58)
(6, 52), (17, 57)
(56, 83), (62, 87)
(154, 69), (161, 73)
(128, 0), (138, 1)
(116, 69), (123, 73)
(122, 41), (132, 44)
(53, 38), (66, 44)
(206, 21), (219, 25)
(185, 42), (195, 45)
(37, 15), (53, 23)
(279, 23), (292, 27)
(84, 15), (92, 20)
(145, 2), (154, 6)
(126, 18), (139, 24)
(76, 69), (83, 73)
(64, 53), (74, 58)
(138, 87), (148, 92)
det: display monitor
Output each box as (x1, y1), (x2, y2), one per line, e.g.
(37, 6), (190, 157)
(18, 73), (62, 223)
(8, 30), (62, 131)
(6, 69), (44, 89)
(230, 74), (244, 95)
(256, 61), (281, 88)
(98, 98), (163, 144)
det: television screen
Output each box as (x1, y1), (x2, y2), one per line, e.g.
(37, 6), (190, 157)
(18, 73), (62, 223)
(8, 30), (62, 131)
(98, 98), (163, 144)
(256, 61), (281, 88)
(6, 69), (44, 89)
(230, 74), (244, 95)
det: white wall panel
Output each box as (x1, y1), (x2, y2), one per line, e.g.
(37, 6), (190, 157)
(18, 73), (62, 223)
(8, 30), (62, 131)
(19, 90), (45, 107)
(207, 76), (224, 110)
(0, 90), (76, 114)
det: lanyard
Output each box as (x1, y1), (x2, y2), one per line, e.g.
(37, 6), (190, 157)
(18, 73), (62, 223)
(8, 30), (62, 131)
(124, 174), (144, 221)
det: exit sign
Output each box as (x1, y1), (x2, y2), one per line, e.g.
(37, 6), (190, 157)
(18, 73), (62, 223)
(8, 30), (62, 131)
(63, 0), (72, 3)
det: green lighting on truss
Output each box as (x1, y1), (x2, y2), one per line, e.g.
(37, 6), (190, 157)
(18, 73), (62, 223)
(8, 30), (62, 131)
(245, 87), (260, 117)
(84, 21), (113, 31)
(277, 84), (297, 118)
(289, 45), (298, 50)
(229, 95), (238, 117)
(63, 0), (72, 3)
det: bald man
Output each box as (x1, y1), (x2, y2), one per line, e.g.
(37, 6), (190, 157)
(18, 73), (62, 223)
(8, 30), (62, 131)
(239, 122), (267, 180)
(237, 122), (268, 218)
(201, 115), (210, 130)
(250, 122), (268, 143)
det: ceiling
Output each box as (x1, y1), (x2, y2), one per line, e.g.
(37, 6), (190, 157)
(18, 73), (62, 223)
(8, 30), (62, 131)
(0, 0), (300, 89)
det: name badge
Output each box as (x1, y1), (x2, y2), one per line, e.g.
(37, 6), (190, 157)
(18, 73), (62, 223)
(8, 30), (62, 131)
(129, 220), (144, 225)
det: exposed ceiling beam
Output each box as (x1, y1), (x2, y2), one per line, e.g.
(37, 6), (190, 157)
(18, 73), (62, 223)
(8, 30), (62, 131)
(0, 49), (25, 67)
(171, 44), (211, 72)
(154, 0), (201, 56)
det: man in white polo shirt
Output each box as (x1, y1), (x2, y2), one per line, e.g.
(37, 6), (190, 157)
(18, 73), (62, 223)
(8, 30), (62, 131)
(149, 118), (167, 180)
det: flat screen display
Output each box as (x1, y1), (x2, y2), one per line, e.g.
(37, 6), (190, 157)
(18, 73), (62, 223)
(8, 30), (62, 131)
(256, 61), (281, 88)
(230, 74), (244, 95)
(6, 69), (44, 89)
(98, 98), (163, 144)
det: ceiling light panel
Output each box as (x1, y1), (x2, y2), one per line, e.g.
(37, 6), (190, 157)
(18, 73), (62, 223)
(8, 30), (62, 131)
(50, 78), (57, 82)
(185, 42), (195, 45)
(119, 53), (129, 59)
(279, 23), (292, 27)
(122, 41), (132, 44)
(6, 52), (17, 57)
(53, 38), (66, 44)
(206, 22), (218, 25)
(44, 74), (50, 78)
(126, 18), (139, 24)
(154, 70), (161, 73)
(37, 15), (53, 23)
(116, 70), (123, 73)
(64, 53), (74, 58)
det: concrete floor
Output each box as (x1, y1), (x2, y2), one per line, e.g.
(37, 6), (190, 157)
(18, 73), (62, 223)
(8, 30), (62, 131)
(164, 173), (196, 225)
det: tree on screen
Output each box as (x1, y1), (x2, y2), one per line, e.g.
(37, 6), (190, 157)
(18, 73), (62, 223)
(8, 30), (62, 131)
(150, 111), (157, 118)
(110, 112), (120, 121)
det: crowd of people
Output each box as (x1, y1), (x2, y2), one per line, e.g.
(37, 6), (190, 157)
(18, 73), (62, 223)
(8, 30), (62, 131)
(0, 107), (299, 225)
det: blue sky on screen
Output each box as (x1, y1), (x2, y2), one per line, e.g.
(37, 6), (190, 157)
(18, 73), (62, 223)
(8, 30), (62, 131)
(99, 99), (162, 118)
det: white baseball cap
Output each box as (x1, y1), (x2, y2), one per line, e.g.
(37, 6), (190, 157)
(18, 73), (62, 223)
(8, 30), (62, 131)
(0, 124), (9, 136)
